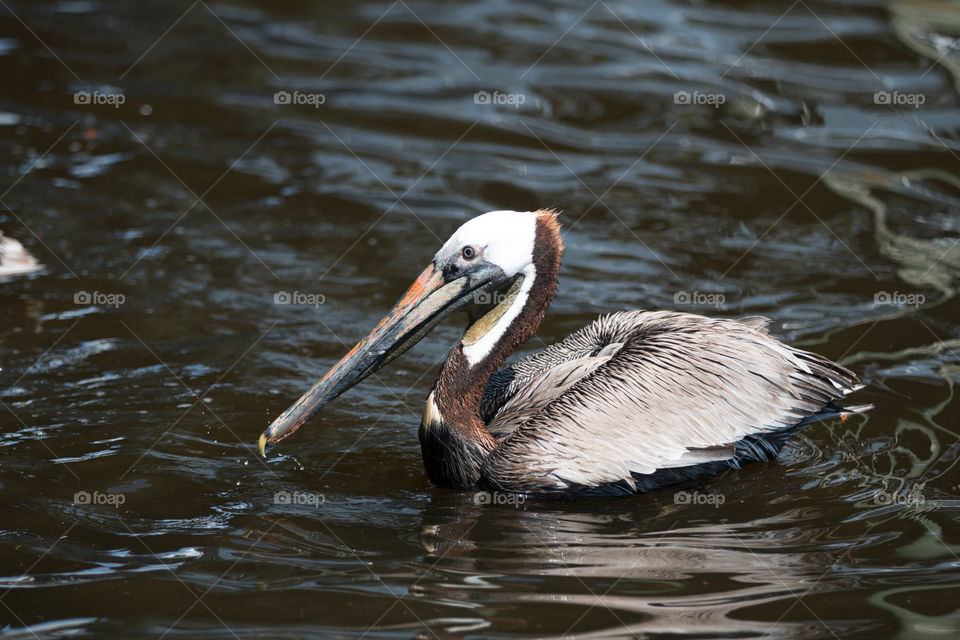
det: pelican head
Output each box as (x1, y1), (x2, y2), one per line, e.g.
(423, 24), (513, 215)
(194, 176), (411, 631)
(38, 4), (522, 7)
(258, 209), (559, 456)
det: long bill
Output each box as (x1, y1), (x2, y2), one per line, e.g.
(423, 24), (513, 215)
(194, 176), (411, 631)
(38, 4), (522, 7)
(258, 262), (476, 457)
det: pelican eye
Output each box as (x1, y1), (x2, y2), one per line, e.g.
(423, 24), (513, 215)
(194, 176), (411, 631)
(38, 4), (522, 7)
(461, 245), (479, 261)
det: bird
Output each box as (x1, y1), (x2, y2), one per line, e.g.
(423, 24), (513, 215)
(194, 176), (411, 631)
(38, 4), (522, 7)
(0, 232), (43, 279)
(258, 209), (871, 496)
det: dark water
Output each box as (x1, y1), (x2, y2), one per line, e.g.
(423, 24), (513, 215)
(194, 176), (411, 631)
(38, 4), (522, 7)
(2, 0), (959, 637)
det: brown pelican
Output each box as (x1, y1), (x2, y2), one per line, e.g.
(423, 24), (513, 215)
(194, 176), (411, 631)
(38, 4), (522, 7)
(0, 232), (43, 279)
(259, 209), (870, 495)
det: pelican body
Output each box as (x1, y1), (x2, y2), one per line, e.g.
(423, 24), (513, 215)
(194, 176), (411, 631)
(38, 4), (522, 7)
(259, 210), (870, 495)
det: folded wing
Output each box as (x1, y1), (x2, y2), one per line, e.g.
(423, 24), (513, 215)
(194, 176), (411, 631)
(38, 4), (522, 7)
(480, 311), (864, 493)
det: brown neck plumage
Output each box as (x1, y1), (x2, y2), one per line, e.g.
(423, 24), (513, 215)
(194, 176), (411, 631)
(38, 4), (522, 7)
(432, 212), (564, 449)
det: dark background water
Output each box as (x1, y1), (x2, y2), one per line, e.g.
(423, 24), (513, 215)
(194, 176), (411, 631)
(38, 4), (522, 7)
(1, 0), (959, 637)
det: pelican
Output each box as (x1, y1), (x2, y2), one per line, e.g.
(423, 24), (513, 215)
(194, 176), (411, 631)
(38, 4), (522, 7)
(0, 232), (43, 279)
(259, 209), (870, 495)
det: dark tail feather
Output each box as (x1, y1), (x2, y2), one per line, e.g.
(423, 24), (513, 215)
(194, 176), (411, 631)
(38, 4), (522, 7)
(796, 401), (873, 427)
(732, 401), (873, 467)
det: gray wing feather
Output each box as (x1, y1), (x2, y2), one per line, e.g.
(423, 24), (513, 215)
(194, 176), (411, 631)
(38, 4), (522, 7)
(480, 310), (862, 493)
(487, 354), (613, 439)
(480, 311), (642, 421)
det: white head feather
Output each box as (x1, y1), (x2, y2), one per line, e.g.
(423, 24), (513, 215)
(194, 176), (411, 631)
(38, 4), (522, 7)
(435, 210), (539, 276)
(435, 210), (550, 366)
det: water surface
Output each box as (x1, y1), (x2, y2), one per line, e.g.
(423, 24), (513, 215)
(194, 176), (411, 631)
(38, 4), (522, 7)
(1, 0), (959, 637)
